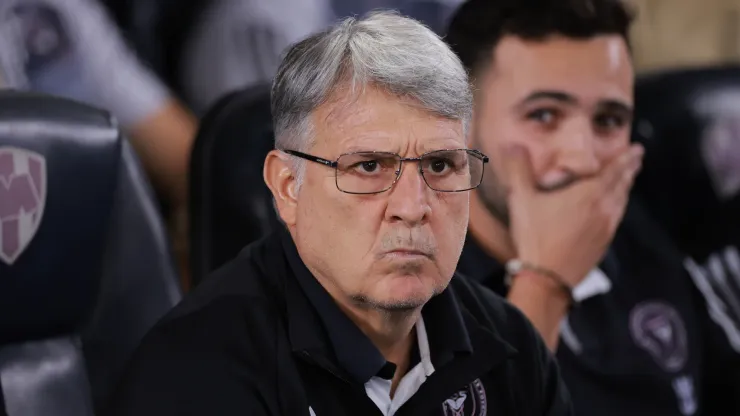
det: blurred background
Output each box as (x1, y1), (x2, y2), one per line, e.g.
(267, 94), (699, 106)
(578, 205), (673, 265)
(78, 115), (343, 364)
(630, 0), (740, 71)
(0, 0), (739, 414)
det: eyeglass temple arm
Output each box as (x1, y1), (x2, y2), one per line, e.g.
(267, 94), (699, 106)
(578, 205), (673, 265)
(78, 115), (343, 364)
(469, 150), (489, 163)
(283, 150), (338, 168)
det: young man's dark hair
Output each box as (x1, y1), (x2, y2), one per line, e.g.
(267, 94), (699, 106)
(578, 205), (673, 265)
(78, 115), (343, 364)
(446, 0), (634, 77)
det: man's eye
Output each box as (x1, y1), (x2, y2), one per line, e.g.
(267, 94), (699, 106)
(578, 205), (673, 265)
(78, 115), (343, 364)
(355, 160), (379, 173)
(595, 114), (627, 129)
(349, 157), (398, 174)
(426, 158), (453, 174)
(527, 109), (557, 124)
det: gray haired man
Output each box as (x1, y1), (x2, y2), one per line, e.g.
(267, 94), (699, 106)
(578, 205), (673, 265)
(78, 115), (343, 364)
(107, 12), (572, 416)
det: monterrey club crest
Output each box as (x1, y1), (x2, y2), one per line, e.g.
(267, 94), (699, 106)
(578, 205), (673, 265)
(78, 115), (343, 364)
(629, 301), (689, 373)
(442, 379), (487, 416)
(0, 147), (47, 265)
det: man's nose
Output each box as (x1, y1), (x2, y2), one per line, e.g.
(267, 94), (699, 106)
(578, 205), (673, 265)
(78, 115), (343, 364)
(385, 163), (431, 225)
(551, 120), (601, 177)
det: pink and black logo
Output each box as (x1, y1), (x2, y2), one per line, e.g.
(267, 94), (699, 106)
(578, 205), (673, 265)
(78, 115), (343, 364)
(442, 378), (487, 416)
(0, 147), (47, 265)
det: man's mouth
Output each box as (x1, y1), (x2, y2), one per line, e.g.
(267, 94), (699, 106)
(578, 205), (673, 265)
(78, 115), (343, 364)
(383, 248), (431, 259)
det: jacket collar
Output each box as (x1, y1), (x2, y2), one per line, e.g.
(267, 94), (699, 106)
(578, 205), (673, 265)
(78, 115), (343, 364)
(278, 229), (515, 384)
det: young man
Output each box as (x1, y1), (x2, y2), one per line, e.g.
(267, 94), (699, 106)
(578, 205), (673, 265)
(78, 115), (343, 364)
(446, 0), (740, 415)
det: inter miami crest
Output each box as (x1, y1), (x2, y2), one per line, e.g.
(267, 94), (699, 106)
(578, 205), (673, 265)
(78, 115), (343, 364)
(629, 300), (689, 373)
(442, 378), (487, 416)
(0, 146), (47, 265)
(629, 300), (697, 415)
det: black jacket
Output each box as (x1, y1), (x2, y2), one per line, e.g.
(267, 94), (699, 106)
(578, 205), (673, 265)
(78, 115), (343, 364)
(458, 200), (740, 416)
(106, 230), (572, 415)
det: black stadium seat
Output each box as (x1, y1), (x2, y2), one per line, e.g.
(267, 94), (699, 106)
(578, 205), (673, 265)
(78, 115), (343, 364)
(632, 66), (740, 264)
(0, 91), (182, 415)
(631, 66), (740, 346)
(189, 85), (282, 287)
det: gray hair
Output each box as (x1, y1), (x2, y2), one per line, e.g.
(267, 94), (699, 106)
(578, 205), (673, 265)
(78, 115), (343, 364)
(271, 10), (473, 185)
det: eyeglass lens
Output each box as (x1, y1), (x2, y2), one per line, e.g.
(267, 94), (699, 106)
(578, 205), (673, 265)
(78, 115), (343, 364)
(335, 150), (485, 194)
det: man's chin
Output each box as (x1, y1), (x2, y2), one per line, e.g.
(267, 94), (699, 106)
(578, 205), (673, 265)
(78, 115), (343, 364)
(351, 287), (431, 312)
(364, 296), (427, 312)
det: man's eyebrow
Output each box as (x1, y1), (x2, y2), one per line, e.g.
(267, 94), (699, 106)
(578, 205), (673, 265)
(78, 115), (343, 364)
(518, 90), (579, 106)
(340, 136), (463, 153)
(598, 100), (634, 118)
(420, 137), (466, 149)
(341, 142), (394, 153)
(517, 91), (634, 116)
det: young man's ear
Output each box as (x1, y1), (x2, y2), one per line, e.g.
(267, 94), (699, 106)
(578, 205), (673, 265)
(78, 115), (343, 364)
(263, 150), (298, 226)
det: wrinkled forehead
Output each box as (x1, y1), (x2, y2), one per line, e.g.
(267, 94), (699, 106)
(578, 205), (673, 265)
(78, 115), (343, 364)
(311, 86), (466, 155)
(481, 35), (634, 107)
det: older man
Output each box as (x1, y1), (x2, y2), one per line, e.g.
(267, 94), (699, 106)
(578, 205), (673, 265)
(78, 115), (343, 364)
(106, 11), (571, 416)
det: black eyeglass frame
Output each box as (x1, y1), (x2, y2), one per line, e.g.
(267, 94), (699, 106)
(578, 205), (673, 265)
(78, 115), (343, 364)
(282, 148), (489, 195)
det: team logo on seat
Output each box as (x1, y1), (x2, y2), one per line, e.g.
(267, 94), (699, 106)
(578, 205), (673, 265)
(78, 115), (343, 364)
(442, 378), (487, 416)
(0, 147), (46, 265)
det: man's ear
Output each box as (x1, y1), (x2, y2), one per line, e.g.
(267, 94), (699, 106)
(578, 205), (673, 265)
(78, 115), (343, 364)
(263, 150), (298, 226)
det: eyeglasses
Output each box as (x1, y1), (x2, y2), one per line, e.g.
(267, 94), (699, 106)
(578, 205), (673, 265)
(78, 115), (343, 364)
(283, 149), (489, 194)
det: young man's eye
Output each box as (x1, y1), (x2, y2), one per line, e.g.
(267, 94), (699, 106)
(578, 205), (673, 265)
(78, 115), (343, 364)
(594, 113), (628, 129)
(527, 108), (558, 124)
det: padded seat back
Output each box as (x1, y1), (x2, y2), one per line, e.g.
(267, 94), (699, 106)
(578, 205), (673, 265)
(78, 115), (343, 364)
(632, 66), (740, 263)
(632, 67), (740, 344)
(0, 91), (182, 414)
(189, 85), (281, 286)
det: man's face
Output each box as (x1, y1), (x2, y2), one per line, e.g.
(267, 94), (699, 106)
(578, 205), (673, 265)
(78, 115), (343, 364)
(472, 35), (634, 224)
(293, 86), (469, 311)
(695, 90), (740, 200)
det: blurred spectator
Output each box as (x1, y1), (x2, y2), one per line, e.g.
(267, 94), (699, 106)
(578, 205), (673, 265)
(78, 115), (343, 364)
(179, 0), (464, 114)
(695, 89), (740, 200)
(0, 0), (196, 213)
